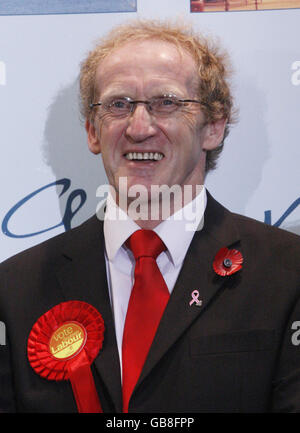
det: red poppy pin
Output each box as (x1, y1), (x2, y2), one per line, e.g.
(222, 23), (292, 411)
(213, 247), (243, 276)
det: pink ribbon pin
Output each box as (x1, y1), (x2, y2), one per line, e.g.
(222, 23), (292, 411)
(189, 290), (202, 307)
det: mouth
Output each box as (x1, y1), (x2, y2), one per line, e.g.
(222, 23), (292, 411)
(124, 152), (164, 162)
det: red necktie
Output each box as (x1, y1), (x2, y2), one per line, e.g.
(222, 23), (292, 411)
(122, 230), (170, 413)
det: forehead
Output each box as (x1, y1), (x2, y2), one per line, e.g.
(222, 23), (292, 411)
(94, 39), (199, 97)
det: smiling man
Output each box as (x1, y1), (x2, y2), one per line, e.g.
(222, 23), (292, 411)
(81, 23), (230, 227)
(84, 37), (226, 215)
(1, 20), (300, 413)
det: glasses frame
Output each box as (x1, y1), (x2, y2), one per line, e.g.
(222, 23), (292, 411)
(89, 94), (202, 117)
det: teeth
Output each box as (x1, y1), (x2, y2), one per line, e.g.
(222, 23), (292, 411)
(125, 152), (164, 161)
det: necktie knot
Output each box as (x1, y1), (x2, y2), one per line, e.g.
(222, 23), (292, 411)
(126, 230), (166, 261)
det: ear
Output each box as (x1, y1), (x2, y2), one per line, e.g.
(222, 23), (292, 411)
(202, 118), (227, 151)
(85, 119), (101, 154)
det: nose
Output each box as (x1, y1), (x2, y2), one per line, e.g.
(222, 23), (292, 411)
(125, 103), (156, 143)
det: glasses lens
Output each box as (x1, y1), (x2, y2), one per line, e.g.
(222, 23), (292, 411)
(106, 98), (131, 116)
(151, 96), (179, 114)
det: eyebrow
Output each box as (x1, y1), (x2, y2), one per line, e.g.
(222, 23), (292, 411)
(100, 91), (182, 101)
(99, 92), (128, 101)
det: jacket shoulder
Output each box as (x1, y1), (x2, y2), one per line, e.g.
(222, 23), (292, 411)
(233, 211), (300, 242)
(232, 211), (300, 270)
(0, 214), (102, 271)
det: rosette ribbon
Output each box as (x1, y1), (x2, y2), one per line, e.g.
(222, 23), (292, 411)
(27, 300), (105, 413)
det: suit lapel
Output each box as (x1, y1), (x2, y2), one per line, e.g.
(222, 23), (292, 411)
(54, 216), (122, 412)
(136, 192), (241, 391)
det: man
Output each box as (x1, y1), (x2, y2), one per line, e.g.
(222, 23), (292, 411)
(1, 19), (300, 413)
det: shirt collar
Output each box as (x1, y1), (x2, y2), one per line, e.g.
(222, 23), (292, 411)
(154, 186), (206, 266)
(103, 186), (207, 266)
(104, 193), (140, 261)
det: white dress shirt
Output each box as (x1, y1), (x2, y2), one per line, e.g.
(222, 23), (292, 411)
(103, 186), (207, 379)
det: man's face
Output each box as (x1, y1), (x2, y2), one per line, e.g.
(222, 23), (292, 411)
(86, 39), (225, 204)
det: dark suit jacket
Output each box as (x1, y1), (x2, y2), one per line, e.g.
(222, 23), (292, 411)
(1, 193), (300, 413)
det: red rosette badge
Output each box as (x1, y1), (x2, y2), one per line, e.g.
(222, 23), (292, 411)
(27, 300), (104, 413)
(213, 247), (243, 276)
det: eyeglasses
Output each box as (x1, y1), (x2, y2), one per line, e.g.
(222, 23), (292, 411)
(89, 94), (202, 118)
